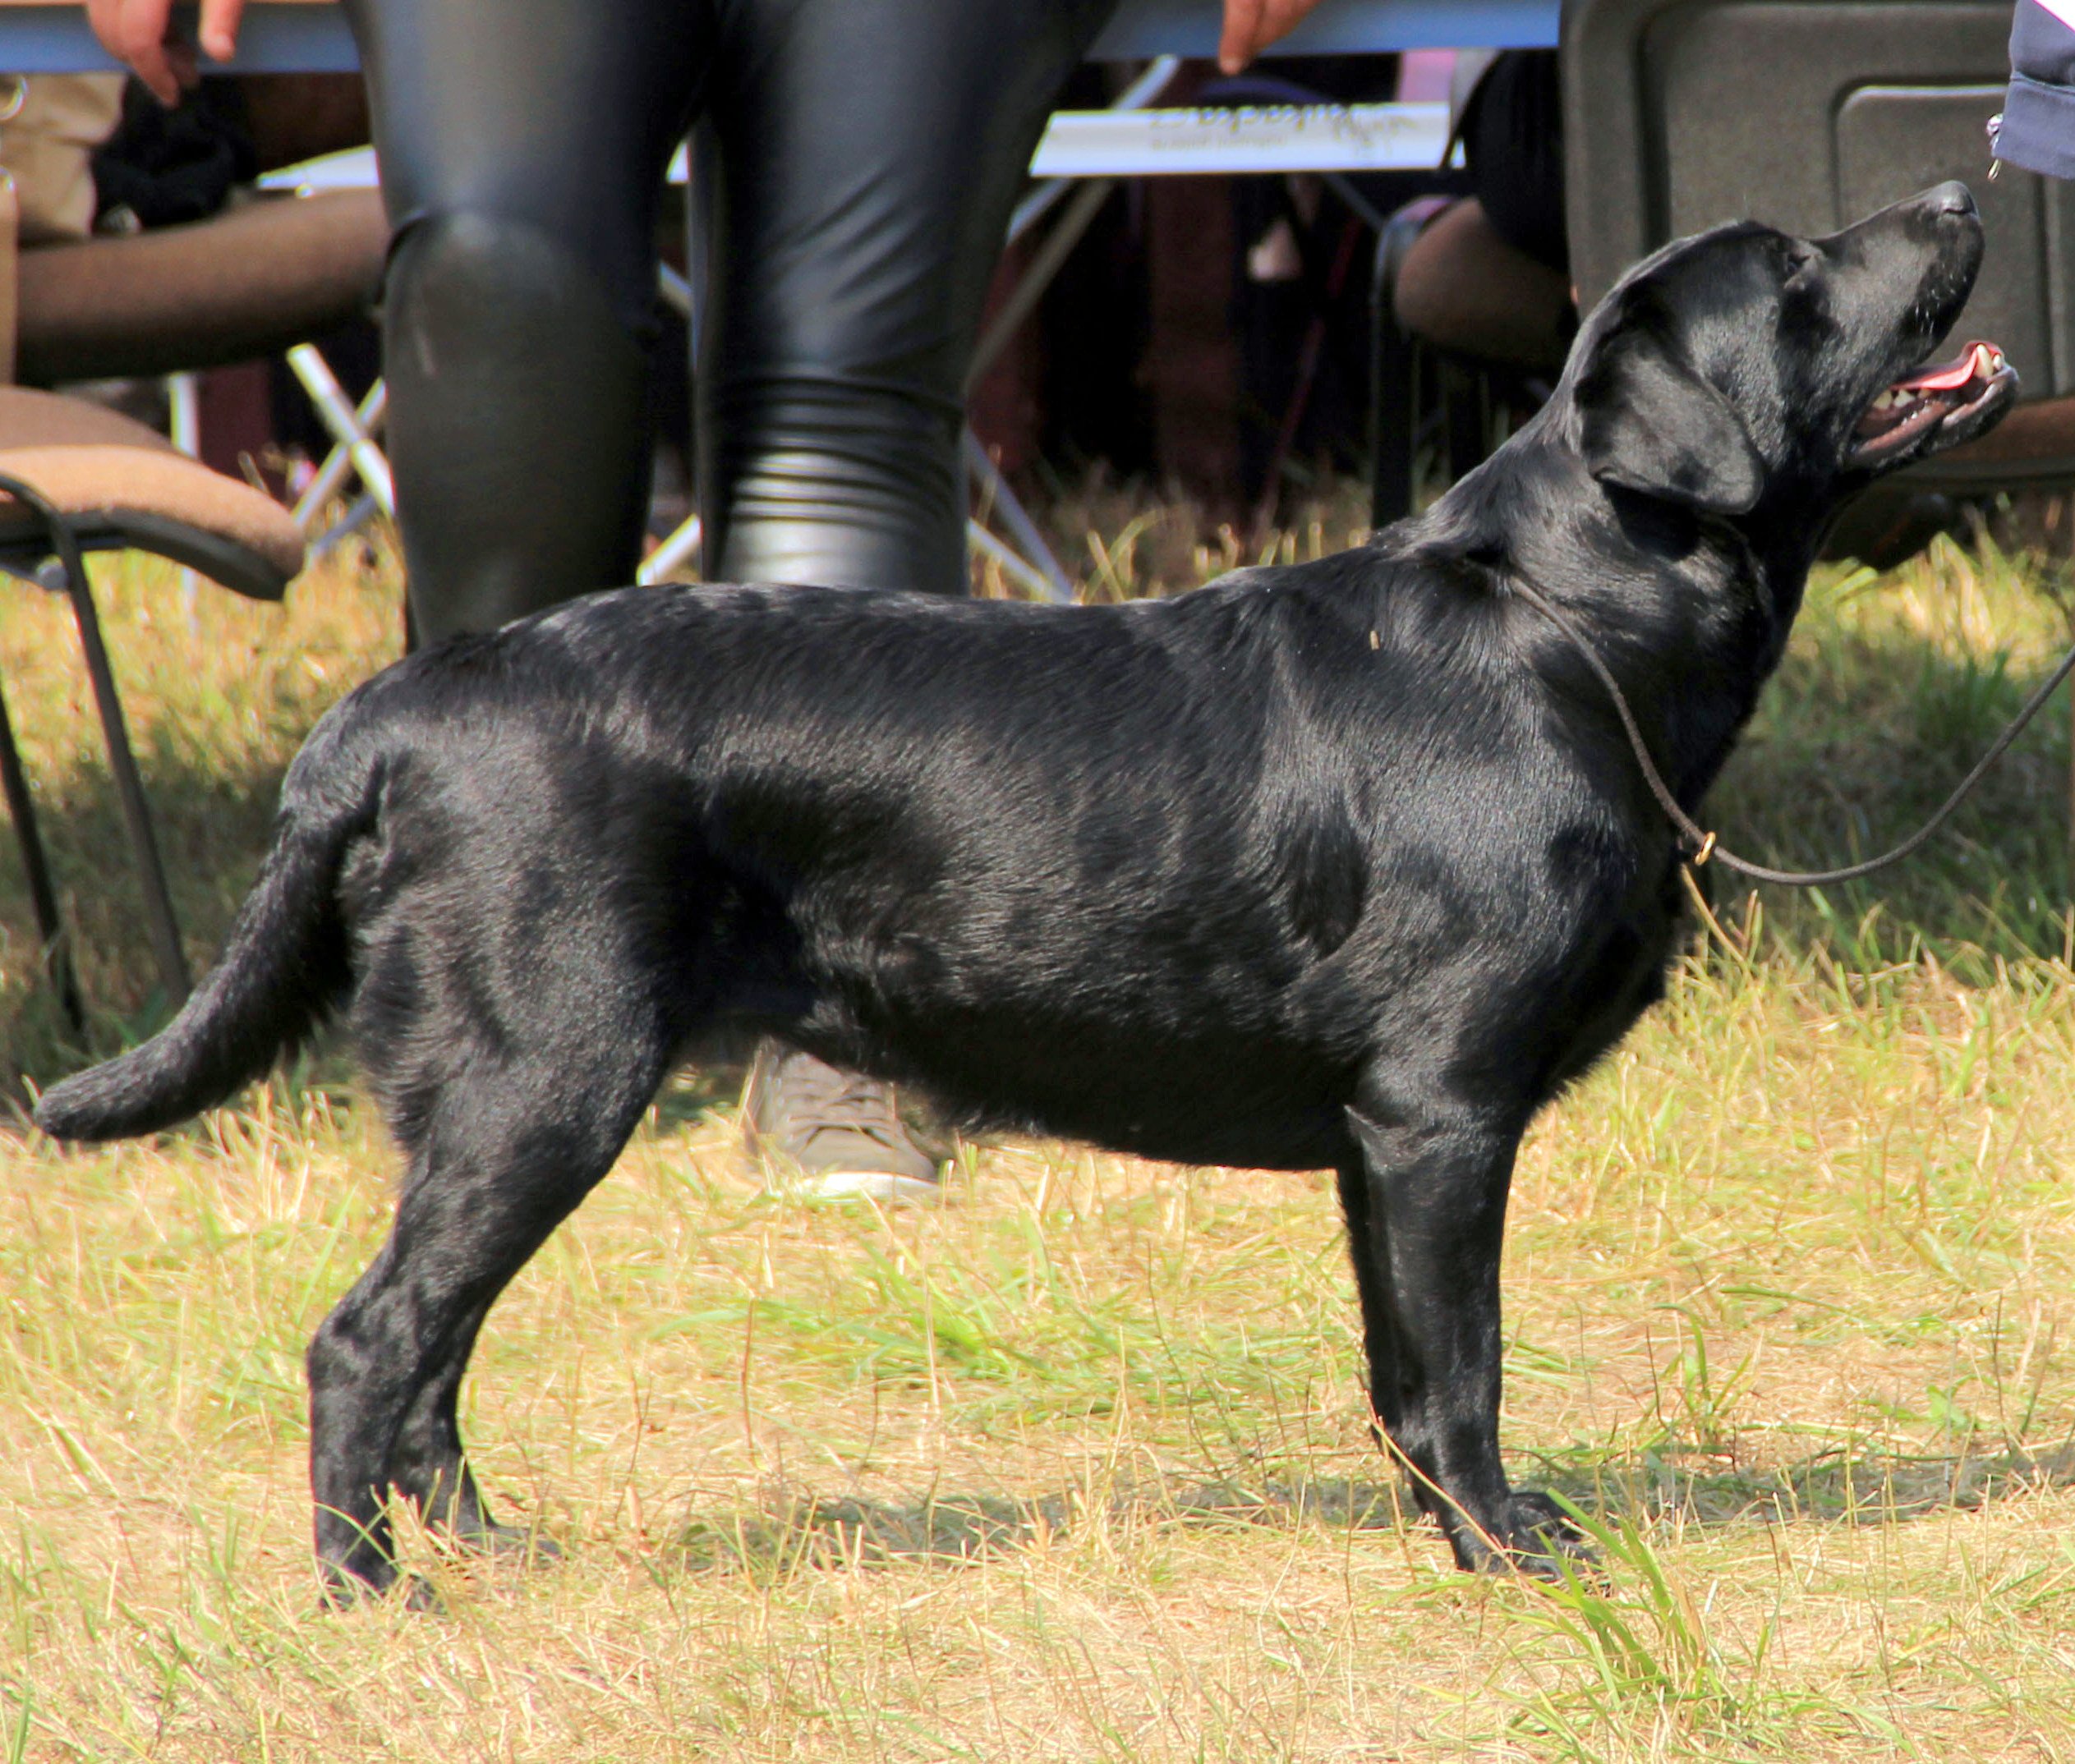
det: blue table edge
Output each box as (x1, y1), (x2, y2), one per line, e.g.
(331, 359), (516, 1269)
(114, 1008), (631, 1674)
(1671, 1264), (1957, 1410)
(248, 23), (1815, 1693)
(0, 0), (1558, 74)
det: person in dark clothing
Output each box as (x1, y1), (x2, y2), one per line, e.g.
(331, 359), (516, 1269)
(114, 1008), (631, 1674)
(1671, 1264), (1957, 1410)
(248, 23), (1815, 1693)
(84, 0), (1330, 1200)
(1392, 49), (1575, 374)
(1997, 0), (2075, 178)
(1456, 49), (1566, 277)
(327, 0), (1134, 638)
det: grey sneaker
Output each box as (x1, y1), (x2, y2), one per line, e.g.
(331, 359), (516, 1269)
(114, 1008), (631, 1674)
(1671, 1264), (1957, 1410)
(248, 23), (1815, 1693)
(742, 1044), (945, 1206)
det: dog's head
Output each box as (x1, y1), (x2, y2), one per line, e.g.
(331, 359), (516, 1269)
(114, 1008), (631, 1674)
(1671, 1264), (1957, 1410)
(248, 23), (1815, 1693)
(1565, 182), (2016, 525)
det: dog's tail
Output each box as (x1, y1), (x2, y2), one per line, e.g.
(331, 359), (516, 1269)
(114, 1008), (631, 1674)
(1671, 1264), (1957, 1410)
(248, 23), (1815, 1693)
(33, 712), (378, 1144)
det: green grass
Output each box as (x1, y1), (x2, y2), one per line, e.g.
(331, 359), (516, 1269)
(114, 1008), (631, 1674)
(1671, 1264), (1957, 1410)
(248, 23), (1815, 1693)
(0, 495), (2073, 1760)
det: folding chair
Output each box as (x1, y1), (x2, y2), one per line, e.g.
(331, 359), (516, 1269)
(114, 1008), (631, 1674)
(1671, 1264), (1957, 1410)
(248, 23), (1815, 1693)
(0, 179), (384, 1018)
(18, 181), (392, 550)
(0, 387), (303, 1025)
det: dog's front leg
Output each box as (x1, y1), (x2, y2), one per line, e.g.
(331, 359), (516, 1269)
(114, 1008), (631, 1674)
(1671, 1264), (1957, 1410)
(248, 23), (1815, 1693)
(1342, 1104), (1586, 1576)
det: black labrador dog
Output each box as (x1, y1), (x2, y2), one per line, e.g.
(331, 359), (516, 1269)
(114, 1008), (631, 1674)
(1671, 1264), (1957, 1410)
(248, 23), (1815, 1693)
(37, 183), (2014, 1601)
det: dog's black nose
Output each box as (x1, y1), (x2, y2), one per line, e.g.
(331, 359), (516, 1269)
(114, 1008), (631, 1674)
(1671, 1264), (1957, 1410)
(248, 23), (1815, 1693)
(1925, 181), (1977, 218)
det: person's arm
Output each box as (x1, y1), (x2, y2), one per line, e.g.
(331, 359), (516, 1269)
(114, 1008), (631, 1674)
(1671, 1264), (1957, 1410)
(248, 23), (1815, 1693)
(99, 1), (1293, 99)
(1999, 0), (2075, 177)
(1219, 0), (1328, 71)
(85, 0), (246, 104)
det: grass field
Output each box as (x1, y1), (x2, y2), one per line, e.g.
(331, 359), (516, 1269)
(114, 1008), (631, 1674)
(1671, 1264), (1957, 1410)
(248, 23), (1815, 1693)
(2, 498), (2074, 1762)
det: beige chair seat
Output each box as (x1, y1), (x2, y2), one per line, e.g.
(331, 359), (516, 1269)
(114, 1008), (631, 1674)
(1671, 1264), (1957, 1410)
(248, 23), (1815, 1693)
(0, 388), (302, 597)
(0, 386), (177, 449)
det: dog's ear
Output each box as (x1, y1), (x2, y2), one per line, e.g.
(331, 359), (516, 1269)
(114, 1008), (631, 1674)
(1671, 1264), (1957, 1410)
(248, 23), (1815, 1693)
(1575, 321), (1765, 515)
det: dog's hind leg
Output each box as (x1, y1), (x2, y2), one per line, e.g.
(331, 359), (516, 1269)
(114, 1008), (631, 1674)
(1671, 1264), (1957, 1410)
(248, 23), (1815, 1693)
(1342, 1103), (1588, 1576)
(385, 1293), (552, 1562)
(306, 1017), (669, 1603)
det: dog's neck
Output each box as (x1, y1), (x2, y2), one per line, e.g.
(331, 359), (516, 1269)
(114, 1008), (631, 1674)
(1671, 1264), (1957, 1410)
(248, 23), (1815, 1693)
(1375, 436), (1822, 808)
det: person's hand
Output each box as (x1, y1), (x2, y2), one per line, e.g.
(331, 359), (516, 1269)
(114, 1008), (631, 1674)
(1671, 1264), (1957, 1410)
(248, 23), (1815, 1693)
(85, 0), (246, 104)
(1218, 0), (1328, 71)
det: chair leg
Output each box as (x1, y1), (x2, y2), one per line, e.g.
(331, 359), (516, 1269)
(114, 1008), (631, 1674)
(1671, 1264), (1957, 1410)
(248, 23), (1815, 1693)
(1441, 357), (1488, 487)
(1371, 203), (1447, 530)
(1370, 310), (1419, 527)
(963, 429), (1071, 602)
(293, 378), (388, 535)
(1372, 195), (1471, 528)
(59, 560), (192, 1006)
(0, 676), (84, 1033)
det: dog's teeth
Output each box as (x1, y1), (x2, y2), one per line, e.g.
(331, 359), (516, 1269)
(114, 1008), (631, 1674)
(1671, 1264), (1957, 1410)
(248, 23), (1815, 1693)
(1872, 390), (1894, 410)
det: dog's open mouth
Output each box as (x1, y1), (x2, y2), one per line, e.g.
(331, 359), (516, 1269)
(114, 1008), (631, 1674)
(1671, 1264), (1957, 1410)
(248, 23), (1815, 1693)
(1847, 339), (2019, 466)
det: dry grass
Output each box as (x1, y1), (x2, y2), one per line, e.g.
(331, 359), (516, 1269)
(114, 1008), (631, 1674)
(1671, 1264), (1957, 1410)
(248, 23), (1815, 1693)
(2, 501), (2074, 1761)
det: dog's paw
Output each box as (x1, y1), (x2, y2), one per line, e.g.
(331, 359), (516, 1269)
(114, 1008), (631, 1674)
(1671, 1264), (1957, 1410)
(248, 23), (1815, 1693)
(1505, 1488), (1587, 1540)
(1452, 1490), (1598, 1581)
(1500, 1490), (1599, 1578)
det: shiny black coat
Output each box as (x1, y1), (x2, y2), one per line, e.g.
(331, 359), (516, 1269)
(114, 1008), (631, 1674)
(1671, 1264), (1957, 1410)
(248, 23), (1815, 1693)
(38, 185), (2006, 1598)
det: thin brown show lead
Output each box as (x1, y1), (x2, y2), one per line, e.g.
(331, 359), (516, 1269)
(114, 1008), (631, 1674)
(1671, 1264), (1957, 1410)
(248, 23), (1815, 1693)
(1507, 577), (2075, 889)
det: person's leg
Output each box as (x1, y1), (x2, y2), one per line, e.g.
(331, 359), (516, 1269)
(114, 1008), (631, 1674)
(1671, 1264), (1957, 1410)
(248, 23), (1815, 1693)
(341, 0), (707, 641)
(704, 0), (1116, 1198)
(698, 0), (1118, 595)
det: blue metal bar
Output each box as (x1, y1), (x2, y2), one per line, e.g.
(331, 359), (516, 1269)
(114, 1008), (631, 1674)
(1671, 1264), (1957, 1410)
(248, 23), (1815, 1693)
(0, 5), (359, 72)
(1091, 0), (1558, 57)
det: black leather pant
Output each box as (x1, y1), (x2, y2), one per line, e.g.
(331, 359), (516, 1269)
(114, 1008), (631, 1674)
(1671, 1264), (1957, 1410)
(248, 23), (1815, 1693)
(343, 0), (1118, 641)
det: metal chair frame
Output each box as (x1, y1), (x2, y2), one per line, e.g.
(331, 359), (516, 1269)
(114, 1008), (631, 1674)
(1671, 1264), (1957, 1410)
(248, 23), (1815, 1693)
(0, 468), (294, 1028)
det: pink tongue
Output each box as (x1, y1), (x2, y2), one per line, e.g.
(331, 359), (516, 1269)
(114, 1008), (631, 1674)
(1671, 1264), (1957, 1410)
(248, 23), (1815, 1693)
(1898, 342), (1990, 393)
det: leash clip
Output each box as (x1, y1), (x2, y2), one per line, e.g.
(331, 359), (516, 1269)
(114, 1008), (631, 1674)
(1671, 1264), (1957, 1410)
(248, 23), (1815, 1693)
(1690, 829), (1718, 867)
